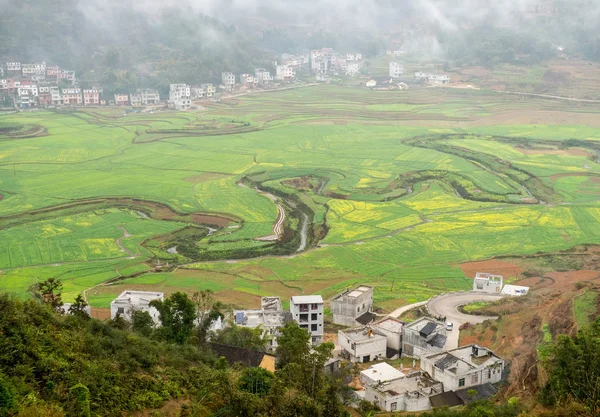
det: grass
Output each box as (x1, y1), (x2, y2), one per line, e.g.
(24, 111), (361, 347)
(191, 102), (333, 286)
(573, 290), (598, 328)
(2, 86), (600, 310)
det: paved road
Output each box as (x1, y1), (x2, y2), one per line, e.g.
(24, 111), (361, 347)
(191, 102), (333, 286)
(427, 292), (505, 349)
(387, 301), (428, 319)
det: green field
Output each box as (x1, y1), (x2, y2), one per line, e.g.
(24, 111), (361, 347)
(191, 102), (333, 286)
(3, 86), (600, 310)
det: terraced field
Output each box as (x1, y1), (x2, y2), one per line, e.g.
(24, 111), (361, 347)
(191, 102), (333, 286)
(3, 86), (600, 310)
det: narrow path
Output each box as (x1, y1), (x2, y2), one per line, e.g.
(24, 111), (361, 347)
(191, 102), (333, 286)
(219, 83), (320, 101)
(297, 211), (309, 252)
(386, 300), (428, 319)
(495, 89), (600, 103)
(116, 226), (136, 258)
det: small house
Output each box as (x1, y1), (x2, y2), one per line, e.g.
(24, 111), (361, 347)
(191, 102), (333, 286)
(330, 285), (374, 326)
(360, 362), (404, 386)
(110, 290), (163, 324)
(473, 272), (503, 294)
(402, 317), (447, 358)
(364, 371), (443, 412)
(338, 327), (387, 363)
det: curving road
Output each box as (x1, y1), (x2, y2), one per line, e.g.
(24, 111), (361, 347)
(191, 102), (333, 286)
(427, 292), (506, 349)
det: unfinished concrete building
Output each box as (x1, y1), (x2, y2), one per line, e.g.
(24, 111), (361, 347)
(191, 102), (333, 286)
(330, 285), (374, 326)
(473, 272), (503, 294)
(234, 296), (292, 350)
(401, 317), (447, 358)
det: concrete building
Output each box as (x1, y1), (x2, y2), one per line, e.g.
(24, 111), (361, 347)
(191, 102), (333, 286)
(501, 285), (529, 296)
(330, 285), (374, 326)
(38, 86), (52, 107)
(364, 371), (443, 412)
(372, 317), (404, 353)
(16, 87), (36, 108)
(473, 272), (503, 294)
(428, 74), (450, 84)
(360, 362), (404, 386)
(221, 72), (236, 91)
(201, 83), (216, 98)
(110, 290), (163, 325)
(83, 89), (100, 106)
(345, 62), (362, 76)
(255, 68), (273, 85)
(240, 73), (257, 87)
(169, 84), (191, 109)
(56, 70), (76, 85)
(129, 93), (142, 107)
(234, 296), (292, 350)
(21, 64), (36, 77)
(275, 64), (295, 81)
(389, 62), (404, 78)
(138, 88), (160, 105)
(46, 66), (60, 80)
(6, 62), (21, 74)
(114, 93), (129, 106)
(50, 86), (61, 105)
(402, 317), (447, 358)
(62, 88), (82, 105)
(338, 327), (387, 363)
(290, 295), (324, 345)
(415, 72), (429, 80)
(420, 345), (504, 392)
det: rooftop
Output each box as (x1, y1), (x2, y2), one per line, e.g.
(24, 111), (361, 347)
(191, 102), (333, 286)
(405, 316), (445, 332)
(373, 317), (404, 333)
(501, 285), (529, 296)
(360, 363), (404, 383)
(475, 272), (503, 282)
(291, 295), (323, 304)
(111, 290), (163, 306)
(341, 327), (387, 343)
(332, 285), (373, 301)
(425, 345), (503, 371)
(261, 296), (282, 311)
(373, 372), (442, 397)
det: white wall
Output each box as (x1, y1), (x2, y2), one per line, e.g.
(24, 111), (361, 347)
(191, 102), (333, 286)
(338, 331), (387, 362)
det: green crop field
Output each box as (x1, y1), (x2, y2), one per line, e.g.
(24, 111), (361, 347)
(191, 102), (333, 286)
(3, 85), (600, 312)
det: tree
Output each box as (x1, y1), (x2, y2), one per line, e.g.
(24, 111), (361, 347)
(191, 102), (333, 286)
(150, 292), (196, 344)
(541, 317), (600, 415)
(0, 373), (15, 417)
(239, 367), (274, 397)
(36, 278), (63, 310)
(66, 383), (91, 417)
(68, 294), (90, 319)
(192, 290), (222, 343)
(213, 324), (267, 351)
(131, 310), (154, 337)
(275, 322), (311, 369)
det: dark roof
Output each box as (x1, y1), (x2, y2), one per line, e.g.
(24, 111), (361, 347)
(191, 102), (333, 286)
(209, 343), (269, 368)
(455, 383), (497, 404)
(386, 347), (400, 359)
(420, 322), (437, 337)
(430, 391), (464, 408)
(356, 311), (375, 325)
(435, 354), (459, 371)
(428, 333), (447, 348)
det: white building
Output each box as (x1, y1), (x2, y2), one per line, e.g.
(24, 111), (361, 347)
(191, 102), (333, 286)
(201, 83), (216, 98)
(420, 345), (504, 392)
(221, 72), (236, 90)
(240, 73), (257, 87)
(372, 317), (404, 353)
(402, 317), (447, 358)
(6, 62), (21, 73)
(290, 295), (324, 345)
(234, 296), (291, 350)
(169, 84), (192, 110)
(364, 371), (443, 412)
(50, 86), (61, 105)
(415, 72), (429, 80)
(21, 64), (36, 77)
(138, 88), (160, 105)
(473, 272), (503, 294)
(360, 362), (404, 386)
(275, 64), (295, 81)
(129, 93), (142, 107)
(338, 327), (387, 363)
(110, 290), (164, 325)
(428, 74), (450, 84)
(501, 285), (529, 296)
(345, 62), (362, 76)
(255, 68), (273, 85)
(389, 62), (403, 79)
(330, 285), (374, 326)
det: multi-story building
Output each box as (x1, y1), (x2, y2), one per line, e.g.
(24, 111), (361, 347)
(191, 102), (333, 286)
(311, 48), (335, 74)
(34, 62), (46, 78)
(420, 345), (504, 392)
(56, 70), (76, 85)
(364, 371), (443, 412)
(473, 272), (503, 293)
(114, 93), (129, 106)
(129, 93), (142, 107)
(46, 66), (60, 80)
(428, 74), (450, 84)
(83, 89), (100, 106)
(38, 86), (52, 107)
(338, 327), (387, 363)
(345, 62), (362, 76)
(200, 83), (216, 98)
(372, 317), (404, 354)
(290, 295), (324, 345)
(16, 87), (35, 108)
(233, 297), (292, 350)
(330, 285), (374, 326)
(275, 64), (295, 81)
(221, 72), (236, 91)
(240, 73), (257, 87)
(6, 62), (21, 74)
(21, 64), (36, 77)
(169, 83), (192, 109)
(110, 290), (164, 325)
(137, 88), (160, 105)
(255, 68), (273, 85)
(62, 88), (82, 105)
(50, 86), (61, 105)
(402, 317), (447, 358)
(389, 62), (403, 78)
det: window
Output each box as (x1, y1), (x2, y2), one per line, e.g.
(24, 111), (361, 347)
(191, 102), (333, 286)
(458, 378), (465, 387)
(357, 306), (360, 313)
(471, 374), (479, 384)
(117, 307), (125, 315)
(390, 402), (397, 412)
(311, 324), (317, 332)
(311, 313), (318, 321)
(487, 369), (491, 379)
(362, 303), (366, 310)
(300, 324), (309, 330)
(476, 283), (484, 290)
(311, 303), (319, 310)
(299, 313), (309, 323)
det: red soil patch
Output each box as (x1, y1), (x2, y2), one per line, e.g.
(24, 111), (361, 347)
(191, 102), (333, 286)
(189, 214), (231, 227)
(90, 307), (111, 320)
(515, 147), (592, 157)
(459, 259), (525, 280)
(544, 270), (600, 289)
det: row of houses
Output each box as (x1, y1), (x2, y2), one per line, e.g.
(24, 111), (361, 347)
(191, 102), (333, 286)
(387, 62), (451, 84)
(4, 61), (76, 84)
(311, 48), (366, 77)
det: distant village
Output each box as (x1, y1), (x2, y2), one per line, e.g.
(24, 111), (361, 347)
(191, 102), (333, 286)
(101, 272), (528, 413)
(0, 49), (452, 110)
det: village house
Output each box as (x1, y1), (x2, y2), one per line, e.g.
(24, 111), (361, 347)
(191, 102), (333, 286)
(420, 345), (504, 392)
(114, 93), (129, 106)
(6, 62), (21, 75)
(428, 74), (450, 84)
(46, 66), (60, 80)
(345, 62), (362, 76)
(62, 88), (82, 105)
(275, 64), (295, 81)
(281, 53), (309, 69)
(364, 371), (443, 412)
(311, 48), (334, 74)
(221, 72), (236, 91)
(34, 62), (46, 78)
(360, 362), (404, 386)
(415, 71), (429, 80)
(190, 85), (206, 100)
(372, 317), (404, 356)
(110, 290), (163, 325)
(402, 317), (447, 358)
(338, 326), (387, 363)
(56, 70), (76, 85)
(137, 88), (160, 105)
(201, 83), (216, 98)
(473, 272), (503, 294)
(501, 284), (529, 296)
(290, 295), (324, 345)
(389, 62), (403, 78)
(240, 73), (257, 87)
(129, 92), (142, 107)
(50, 86), (61, 105)
(330, 285), (374, 327)
(234, 296), (292, 350)
(38, 86), (52, 107)
(255, 68), (273, 85)
(16, 86), (37, 108)
(83, 89), (100, 106)
(21, 64), (36, 78)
